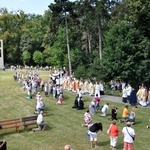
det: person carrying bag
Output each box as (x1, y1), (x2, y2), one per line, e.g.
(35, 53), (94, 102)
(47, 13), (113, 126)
(122, 121), (135, 150)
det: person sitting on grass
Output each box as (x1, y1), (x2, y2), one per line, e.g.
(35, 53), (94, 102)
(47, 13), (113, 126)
(89, 99), (96, 115)
(35, 98), (45, 114)
(56, 94), (63, 105)
(82, 110), (92, 127)
(128, 106), (137, 125)
(94, 94), (100, 111)
(72, 94), (79, 109)
(100, 103), (109, 117)
(110, 105), (118, 120)
(119, 105), (129, 123)
(76, 97), (84, 110)
(33, 111), (47, 132)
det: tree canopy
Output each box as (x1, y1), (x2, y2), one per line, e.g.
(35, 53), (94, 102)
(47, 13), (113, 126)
(0, 0), (149, 85)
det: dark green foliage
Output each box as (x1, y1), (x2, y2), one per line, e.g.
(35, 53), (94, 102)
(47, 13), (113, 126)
(0, 0), (149, 85)
(19, 33), (32, 52)
(22, 50), (31, 65)
(73, 64), (87, 79)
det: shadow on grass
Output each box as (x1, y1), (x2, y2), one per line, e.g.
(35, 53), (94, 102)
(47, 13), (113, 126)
(45, 125), (53, 131)
(98, 140), (109, 146)
(0, 130), (21, 136)
(98, 140), (124, 150)
(134, 121), (142, 125)
(116, 143), (124, 150)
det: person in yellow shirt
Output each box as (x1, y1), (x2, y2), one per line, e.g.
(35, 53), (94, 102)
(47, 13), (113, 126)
(120, 105), (129, 123)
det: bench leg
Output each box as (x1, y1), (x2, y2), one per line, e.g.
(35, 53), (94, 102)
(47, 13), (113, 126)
(24, 126), (29, 132)
(16, 127), (20, 133)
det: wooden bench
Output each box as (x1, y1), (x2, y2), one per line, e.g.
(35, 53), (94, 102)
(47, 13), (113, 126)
(0, 118), (21, 133)
(22, 116), (37, 131)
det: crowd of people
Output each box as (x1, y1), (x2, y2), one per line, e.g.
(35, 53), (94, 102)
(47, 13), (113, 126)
(12, 66), (150, 149)
(81, 94), (138, 149)
(122, 83), (150, 107)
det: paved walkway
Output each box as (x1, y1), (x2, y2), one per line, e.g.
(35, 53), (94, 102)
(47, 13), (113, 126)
(98, 95), (122, 103)
(82, 94), (122, 103)
(81, 93), (150, 108)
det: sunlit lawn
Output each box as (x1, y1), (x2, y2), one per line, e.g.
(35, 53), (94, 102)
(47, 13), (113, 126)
(0, 70), (149, 150)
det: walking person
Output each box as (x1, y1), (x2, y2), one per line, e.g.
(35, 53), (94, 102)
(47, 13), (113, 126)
(107, 120), (119, 150)
(122, 121), (135, 150)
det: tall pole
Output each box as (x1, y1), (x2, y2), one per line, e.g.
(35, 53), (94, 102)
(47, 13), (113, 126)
(64, 11), (72, 75)
(0, 39), (4, 69)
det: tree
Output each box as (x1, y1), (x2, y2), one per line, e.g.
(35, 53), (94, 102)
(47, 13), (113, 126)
(49, 0), (74, 75)
(19, 33), (32, 52)
(22, 50), (31, 65)
(0, 9), (24, 64)
(104, 24), (149, 85)
(33, 51), (44, 66)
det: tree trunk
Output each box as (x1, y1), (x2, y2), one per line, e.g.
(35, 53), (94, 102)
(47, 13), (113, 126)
(87, 28), (92, 53)
(98, 15), (102, 59)
(65, 11), (72, 75)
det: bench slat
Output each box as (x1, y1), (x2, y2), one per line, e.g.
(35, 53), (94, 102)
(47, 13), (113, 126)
(22, 116), (37, 122)
(2, 124), (21, 129)
(0, 121), (20, 126)
(0, 118), (20, 124)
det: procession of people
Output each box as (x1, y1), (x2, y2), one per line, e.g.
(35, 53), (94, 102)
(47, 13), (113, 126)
(11, 65), (150, 149)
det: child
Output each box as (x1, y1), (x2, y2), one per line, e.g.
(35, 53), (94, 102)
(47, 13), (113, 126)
(111, 105), (118, 120)
(56, 94), (63, 105)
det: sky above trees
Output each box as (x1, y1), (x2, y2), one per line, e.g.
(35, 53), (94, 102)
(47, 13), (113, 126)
(0, 0), (53, 15)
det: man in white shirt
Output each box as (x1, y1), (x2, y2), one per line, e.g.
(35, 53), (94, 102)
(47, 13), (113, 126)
(122, 121), (135, 150)
(95, 82), (101, 98)
(77, 88), (82, 98)
(126, 84), (132, 102)
(33, 111), (47, 132)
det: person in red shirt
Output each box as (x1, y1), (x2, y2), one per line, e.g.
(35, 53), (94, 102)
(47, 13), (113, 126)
(108, 120), (119, 150)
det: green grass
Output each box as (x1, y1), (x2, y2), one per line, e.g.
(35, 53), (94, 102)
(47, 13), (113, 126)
(0, 70), (149, 150)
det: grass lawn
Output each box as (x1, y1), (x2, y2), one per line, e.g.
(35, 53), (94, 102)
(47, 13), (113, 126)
(0, 70), (149, 150)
